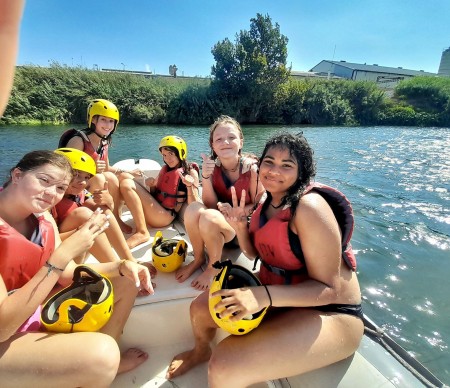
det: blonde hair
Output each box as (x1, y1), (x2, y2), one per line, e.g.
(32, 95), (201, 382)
(208, 115), (243, 159)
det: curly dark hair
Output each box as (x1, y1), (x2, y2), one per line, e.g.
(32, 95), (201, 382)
(259, 132), (316, 213)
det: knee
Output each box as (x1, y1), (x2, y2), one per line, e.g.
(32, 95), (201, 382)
(208, 348), (230, 386)
(198, 210), (222, 234)
(119, 178), (135, 193)
(190, 291), (210, 319)
(72, 206), (93, 221)
(81, 333), (120, 384)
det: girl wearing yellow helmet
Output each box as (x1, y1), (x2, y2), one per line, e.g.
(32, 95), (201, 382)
(167, 132), (363, 386)
(119, 135), (200, 249)
(60, 99), (137, 234)
(0, 150), (153, 387)
(52, 148), (156, 282)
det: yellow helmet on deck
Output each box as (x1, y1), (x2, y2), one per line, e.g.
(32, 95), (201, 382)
(54, 147), (97, 176)
(41, 266), (113, 333)
(151, 230), (187, 273)
(209, 260), (267, 335)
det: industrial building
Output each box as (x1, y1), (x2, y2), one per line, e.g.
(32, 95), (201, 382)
(309, 60), (437, 95)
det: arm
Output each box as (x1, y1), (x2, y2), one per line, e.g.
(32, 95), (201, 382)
(0, 210), (109, 340)
(245, 165), (265, 216)
(0, 0), (25, 116)
(226, 187), (259, 259)
(266, 193), (352, 308)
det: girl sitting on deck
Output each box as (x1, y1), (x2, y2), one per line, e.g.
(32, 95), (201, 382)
(51, 148), (156, 282)
(166, 132), (363, 387)
(119, 135), (200, 249)
(0, 150), (153, 386)
(176, 115), (265, 289)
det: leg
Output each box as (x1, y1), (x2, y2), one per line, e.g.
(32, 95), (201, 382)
(58, 207), (119, 263)
(120, 177), (150, 248)
(208, 309), (364, 388)
(175, 202), (207, 283)
(166, 291), (217, 379)
(0, 331), (120, 387)
(135, 183), (176, 227)
(101, 274), (149, 373)
(104, 171), (130, 233)
(190, 209), (235, 290)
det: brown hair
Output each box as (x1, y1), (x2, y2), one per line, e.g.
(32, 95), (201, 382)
(3, 150), (73, 187)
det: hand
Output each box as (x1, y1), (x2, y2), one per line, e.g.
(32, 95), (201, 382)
(96, 159), (107, 174)
(201, 153), (215, 179)
(210, 286), (265, 321)
(57, 208), (110, 265)
(145, 176), (156, 187)
(224, 186), (248, 231)
(92, 181), (114, 210)
(179, 170), (195, 187)
(130, 169), (144, 178)
(120, 261), (154, 295)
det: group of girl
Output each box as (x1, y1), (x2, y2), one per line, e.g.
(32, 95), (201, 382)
(0, 5), (364, 383)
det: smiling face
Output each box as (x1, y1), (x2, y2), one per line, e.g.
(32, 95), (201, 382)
(12, 164), (71, 213)
(211, 123), (243, 160)
(66, 169), (92, 195)
(259, 146), (299, 195)
(92, 115), (116, 137)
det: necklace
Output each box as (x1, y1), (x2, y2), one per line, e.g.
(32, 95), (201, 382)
(222, 159), (240, 172)
(270, 201), (284, 209)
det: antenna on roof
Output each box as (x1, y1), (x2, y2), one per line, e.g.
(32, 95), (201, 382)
(328, 44), (337, 80)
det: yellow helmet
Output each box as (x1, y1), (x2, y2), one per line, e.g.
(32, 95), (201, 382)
(151, 230), (187, 273)
(41, 266), (113, 333)
(209, 260), (268, 335)
(159, 135), (187, 161)
(54, 148), (97, 176)
(87, 99), (120, 131)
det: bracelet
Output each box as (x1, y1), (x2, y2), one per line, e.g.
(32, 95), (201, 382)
(118, 260), (126, 276)
(44, 261), (65, 277)
(263, 284), (272, 307)
(201, 174), (210, 180)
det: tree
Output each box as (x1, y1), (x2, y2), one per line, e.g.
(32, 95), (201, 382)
(211, 13), (290, 122)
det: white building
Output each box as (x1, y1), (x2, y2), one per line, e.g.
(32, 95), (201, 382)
(310, 60), (437, 95)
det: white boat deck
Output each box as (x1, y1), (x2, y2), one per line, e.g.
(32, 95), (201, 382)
(108, 217), (432, 388)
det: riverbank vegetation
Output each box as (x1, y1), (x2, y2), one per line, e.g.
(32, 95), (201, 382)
(2, 14), (450, 127)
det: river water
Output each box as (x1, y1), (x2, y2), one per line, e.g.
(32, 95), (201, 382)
(1, 124), (449, 383)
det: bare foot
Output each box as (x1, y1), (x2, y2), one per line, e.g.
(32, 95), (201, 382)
(166, 347), (211, 380)
(118, 348), (148, 374)
(126, 231), (150, 249)
(190, 266), (219, 291)
(118, 219), (133, 234)
(175, 260), (203, 283)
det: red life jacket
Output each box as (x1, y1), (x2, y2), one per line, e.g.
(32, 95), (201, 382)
(58, 128), (108, 161)
(52, 191), (88, 225)
(0, 215), (55, 291)
(211, 159), (253, 205)
(249, 182), (357, 285)
(155, 165), (186, 209)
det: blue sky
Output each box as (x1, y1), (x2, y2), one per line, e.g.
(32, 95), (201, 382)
(18, 0), (450, 77)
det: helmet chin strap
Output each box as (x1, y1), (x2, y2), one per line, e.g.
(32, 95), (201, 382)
(94, 131), (109, 140)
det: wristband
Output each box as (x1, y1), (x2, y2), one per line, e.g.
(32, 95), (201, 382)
(201, 174), (210, 180)
(44, 261), (64, 277)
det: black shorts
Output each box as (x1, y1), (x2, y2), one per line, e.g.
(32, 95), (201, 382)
(316, 303), (363, 319)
